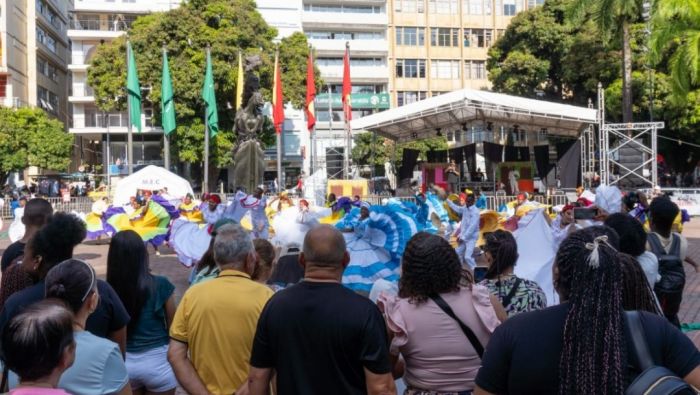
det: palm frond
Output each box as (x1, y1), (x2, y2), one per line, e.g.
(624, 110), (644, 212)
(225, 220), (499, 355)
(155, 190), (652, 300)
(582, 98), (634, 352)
(685, 31), (700, 86)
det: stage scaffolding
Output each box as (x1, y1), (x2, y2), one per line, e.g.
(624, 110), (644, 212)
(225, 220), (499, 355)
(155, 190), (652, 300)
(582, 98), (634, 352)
(581, 84), (665, 189)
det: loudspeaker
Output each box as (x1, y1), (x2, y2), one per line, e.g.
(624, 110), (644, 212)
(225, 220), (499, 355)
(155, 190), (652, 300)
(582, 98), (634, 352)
(617, 139), (646, 187)
(326, 147), (344, 180)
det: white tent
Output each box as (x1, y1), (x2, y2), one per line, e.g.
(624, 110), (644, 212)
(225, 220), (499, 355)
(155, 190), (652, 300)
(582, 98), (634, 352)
(352, 88), (597, 142)
(113, 165), (194, 206)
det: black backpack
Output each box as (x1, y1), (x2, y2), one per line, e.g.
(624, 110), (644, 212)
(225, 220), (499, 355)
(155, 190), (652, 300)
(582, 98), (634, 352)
(647, 233), (685, 324)
(625, 311), (696, 395)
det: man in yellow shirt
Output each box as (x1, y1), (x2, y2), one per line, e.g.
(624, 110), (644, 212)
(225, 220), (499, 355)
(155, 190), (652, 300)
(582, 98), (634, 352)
(168, 223), (273, 395)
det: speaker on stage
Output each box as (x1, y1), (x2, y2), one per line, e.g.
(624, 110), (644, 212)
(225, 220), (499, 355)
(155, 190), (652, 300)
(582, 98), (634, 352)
(326, 147), (344, 180)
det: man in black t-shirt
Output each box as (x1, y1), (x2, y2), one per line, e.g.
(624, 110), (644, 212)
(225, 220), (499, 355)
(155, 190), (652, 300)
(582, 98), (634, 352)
(248, 225), (395, 395)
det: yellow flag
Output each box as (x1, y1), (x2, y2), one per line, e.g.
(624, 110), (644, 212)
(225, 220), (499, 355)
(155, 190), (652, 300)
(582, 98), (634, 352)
(236, 51), (244, 110)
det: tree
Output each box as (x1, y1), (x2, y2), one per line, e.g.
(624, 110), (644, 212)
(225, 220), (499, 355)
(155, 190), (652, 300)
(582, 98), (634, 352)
(0, 107), (73, 184)
(488, 50), (550, 97)
(351, 132), (448, 171)
(352, 132), (390, 167)
(487, 0), (572, 100)
(87, 0), (322, 171)
(569, 0), (643, 122)
(650, 0), (700, 101)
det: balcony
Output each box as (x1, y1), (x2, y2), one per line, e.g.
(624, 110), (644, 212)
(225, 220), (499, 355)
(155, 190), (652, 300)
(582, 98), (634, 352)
(318, 64), (389, 82)
(68, 64), (89, 72)
(70, 110), (160, 134)
(69, 95), (95, 103)
(309, 39), (388, 57)
(0, 97), (29, 108)
(67, 17), (130, 40)
(73, 0), (179, 13)
(302, 12), (387, 29)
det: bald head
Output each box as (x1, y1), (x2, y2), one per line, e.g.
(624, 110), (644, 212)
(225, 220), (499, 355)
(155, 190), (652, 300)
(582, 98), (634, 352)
(302, 225), (347, 267)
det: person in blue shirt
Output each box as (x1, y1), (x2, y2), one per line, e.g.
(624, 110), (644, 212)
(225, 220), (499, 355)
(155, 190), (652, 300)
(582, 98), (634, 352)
(446, 191), (480, 268)
(475, 190), (487, 210)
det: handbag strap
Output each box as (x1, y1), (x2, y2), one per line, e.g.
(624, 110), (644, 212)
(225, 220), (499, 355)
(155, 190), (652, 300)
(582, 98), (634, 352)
(625, 311), (654, 371)
(1, 365), (8, 392)
(429, 294), (485, 358)
(500, 277), (522, 310)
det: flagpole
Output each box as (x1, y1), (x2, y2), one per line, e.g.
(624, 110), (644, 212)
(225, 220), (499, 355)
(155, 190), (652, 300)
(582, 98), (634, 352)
(343, 42), (350, 180)
(275, 47), (283, 195)
(203, 45), (210, 193)
(126, 40), (134, 175)
(162, 45), (170, 171)
(308, 45), (316, 189)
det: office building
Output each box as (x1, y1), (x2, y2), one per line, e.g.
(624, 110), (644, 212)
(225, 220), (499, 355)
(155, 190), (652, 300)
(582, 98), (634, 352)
(301, 0), (390, 180)
(1, 0), (72, 122)
(67, 0), (179, 175)
(388, 0), (543, 107)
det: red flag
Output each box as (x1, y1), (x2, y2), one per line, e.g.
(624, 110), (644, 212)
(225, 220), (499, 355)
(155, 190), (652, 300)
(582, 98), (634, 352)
(342, 43), (352, 123)
(272, 50), (285, 134)
(305, 50), (316, 132)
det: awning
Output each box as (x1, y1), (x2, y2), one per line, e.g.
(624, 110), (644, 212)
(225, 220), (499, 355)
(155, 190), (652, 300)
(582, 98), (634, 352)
(351, 89), (598, 142)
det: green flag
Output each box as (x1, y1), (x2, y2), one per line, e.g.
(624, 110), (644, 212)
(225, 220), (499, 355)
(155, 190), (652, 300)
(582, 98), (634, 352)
(201, 49), (218, 137)
(126, 41), (142, 132)
(161, 50), (176, 135)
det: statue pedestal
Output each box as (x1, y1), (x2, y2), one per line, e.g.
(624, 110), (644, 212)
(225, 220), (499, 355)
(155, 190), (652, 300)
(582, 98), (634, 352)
(233, 140), (265, 193)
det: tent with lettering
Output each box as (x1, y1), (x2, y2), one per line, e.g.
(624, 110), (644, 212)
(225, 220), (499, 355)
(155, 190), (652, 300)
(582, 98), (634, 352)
(112, 165), (194, 207)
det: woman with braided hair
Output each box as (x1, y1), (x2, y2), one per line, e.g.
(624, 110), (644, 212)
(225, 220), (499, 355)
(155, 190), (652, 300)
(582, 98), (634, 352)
(618, 253), (662, 314)
(379, 232), (506, 394)
(479, 230), (547, 317)
(475, 226), (700, 395)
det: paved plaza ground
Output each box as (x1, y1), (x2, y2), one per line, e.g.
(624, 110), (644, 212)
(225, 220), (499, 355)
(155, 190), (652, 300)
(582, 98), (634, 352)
(1, 218), (700, 347)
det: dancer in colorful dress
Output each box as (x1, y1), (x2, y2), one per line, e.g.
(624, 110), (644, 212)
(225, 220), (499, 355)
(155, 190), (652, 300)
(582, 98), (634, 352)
(223, 188), (249, 223)
(446, 191), (480, 268)
(179, 193), (203, 223)
(272, 199), (331, 247)
(104, 195), (172, 251)
(84, 197), (110, 240)
(550, 203), (580, 250)
(202, 194), (224, 225)
(337, 202), (416, 294)
(244, 187), (269, 240)
(425, 191), (452, 239)
(8, 197), (27, 243)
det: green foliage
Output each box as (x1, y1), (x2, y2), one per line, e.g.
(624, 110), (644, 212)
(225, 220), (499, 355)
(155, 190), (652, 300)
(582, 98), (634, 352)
(568, 0), (642, 39)
(279, 32), (324, 109)
(488, 50), (550, 97)
(352, 133), (390, 167)
(351, 133), (449, 168)
(486, 0), (700, 170)
(650, 0), (700, 101)
(0, 107), (73, 183)
(87, 0), (321, 173)
(487, 0), (572, 100)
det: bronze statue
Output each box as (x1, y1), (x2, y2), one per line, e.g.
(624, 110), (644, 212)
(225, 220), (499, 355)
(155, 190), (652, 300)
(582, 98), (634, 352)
(234, 91), (264, 143)
(232, 54), (265, 193)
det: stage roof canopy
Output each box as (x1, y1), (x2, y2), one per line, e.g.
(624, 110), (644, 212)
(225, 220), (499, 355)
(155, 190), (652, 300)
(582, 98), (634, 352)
(352, 89), (598, 142)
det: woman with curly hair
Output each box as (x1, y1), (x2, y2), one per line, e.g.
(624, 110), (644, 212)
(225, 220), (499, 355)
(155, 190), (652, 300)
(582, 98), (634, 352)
(0, 213), (129, 354)
(379, 232), (506, 394)
(475, 226), (700, 395)
(479, 230), (547, 317)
